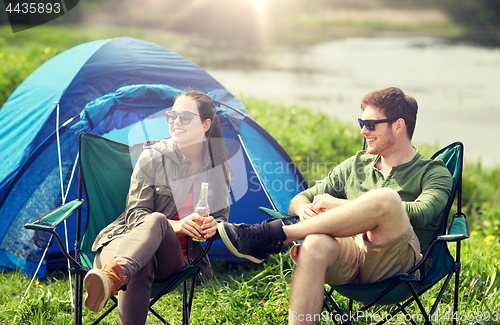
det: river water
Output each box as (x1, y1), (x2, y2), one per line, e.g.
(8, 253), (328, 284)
(205, 36), (500, 167)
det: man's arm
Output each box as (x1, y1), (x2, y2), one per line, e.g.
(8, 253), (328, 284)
(404, 162), (452, 228)
(289, 158), (352, 220)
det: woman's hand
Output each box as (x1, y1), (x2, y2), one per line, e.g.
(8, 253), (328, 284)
(199, 215), (217, 240)
(172, 213), (204, 240)
(172, 213), (217, 240)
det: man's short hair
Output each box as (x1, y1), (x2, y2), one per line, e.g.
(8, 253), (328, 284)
(361, 87), (418, 139)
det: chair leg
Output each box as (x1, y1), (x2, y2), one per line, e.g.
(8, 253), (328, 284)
(406, 284), (431, 325)
(149, 306), (167, 324)
(398, 307), (420, 325)
(376, 304), (415, 325)
(75, 272), (84, 325)
(323, 288), (352, 325)
(182, 281), (189, 325)
(181, 274), (198, 325)
(91, 298), (118, 325)
(452, 241), (462, 325)
(453, 267), (460, 325)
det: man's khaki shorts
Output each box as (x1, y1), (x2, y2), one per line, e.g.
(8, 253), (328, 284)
(290, 226), (422, 285)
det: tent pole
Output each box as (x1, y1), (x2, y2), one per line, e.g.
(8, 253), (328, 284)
(75, 164), (84, 325)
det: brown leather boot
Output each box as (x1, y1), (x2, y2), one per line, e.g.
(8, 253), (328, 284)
(84, 262), (128, 313)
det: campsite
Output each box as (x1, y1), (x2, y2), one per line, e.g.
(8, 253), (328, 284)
(1, 0), (499, 324)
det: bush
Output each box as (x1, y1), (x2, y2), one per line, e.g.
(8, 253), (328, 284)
(438, 0), (500, 45)
(0, 40), (60, 108)
(241, 95), (362, 187)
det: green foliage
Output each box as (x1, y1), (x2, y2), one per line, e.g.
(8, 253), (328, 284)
(0, 25), (85, 108)
(0, 41), (60, 108)
(440, 0), (500, 29)
(462, 163), (500, 237)
(241, 95), (362, 186)
(0, 25), (187, 109)
(437, 0), (500, 45)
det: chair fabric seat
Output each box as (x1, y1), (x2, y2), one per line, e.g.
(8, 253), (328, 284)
(150, 265), (200, 298)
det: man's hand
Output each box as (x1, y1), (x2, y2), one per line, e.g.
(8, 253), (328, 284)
(297, 202), (319, 221)
(289, 194), (347, 221)
(310, 194), (347, 212)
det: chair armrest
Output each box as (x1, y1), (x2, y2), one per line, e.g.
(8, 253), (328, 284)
(23, 199), (86, 273)
(259, 207), (299, 223)
(436, 234), (469, 242)
(437, 213), (470, 242)
(408, 213), (469, 274)
(24, 199), (85, 232)
(259, 207), (300, 247)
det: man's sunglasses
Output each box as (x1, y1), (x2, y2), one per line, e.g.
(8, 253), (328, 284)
(166, 110), (207, 125)
(358, 118), (398, 131)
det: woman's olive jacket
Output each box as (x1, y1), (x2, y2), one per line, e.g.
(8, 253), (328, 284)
(92, 138), (230, 284)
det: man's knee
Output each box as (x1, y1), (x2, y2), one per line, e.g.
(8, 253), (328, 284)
(298, 234), (339, 269)
(365, 188), (410, 241)
(366, 188), (406, 218)
(368, 187), (401, 205)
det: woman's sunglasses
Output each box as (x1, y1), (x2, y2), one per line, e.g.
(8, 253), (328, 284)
(166, 110), (207, 125)
(358, 118), (398, 131)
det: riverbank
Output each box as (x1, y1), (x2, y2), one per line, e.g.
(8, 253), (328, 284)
(77, 0), (462, 48)
(271, 8), (461, 46)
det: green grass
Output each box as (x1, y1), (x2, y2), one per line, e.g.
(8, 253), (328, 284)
(1, 96), (499, 324)
(1, 234), (499, 324)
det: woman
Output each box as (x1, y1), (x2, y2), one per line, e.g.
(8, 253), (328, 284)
(84, 90), (231, 324)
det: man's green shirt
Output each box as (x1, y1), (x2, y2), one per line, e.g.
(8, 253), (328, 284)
(295, 150), (452, 254)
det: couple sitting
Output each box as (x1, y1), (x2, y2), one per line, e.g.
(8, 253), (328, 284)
(84, 87), (452, 325)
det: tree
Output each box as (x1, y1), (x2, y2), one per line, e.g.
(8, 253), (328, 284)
(440, 0), (500, 46)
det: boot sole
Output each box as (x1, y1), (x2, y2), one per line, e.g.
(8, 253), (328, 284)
(84, 270), (110, 313)
(217, 223), (264, 264)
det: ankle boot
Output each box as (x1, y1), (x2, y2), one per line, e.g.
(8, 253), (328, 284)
(84, 262), (128, 313)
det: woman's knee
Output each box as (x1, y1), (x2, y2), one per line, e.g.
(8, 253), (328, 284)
(145, 212), (170, 230)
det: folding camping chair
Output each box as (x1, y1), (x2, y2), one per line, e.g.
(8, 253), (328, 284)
(24, 133), (215, 325)
(260, 142), (469, 325)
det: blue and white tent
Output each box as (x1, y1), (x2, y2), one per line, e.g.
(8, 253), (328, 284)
(0, 37), (306, 277)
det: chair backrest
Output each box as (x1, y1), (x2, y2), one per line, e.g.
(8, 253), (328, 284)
(78, 133), (143, 269)
(425, 142), (464, 282)
(431, 142), (463, 235)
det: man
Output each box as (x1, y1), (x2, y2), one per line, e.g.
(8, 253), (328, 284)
(218, 87), (452, 324)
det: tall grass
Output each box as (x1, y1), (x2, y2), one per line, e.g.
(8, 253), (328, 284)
(2, 235), (499, 324)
